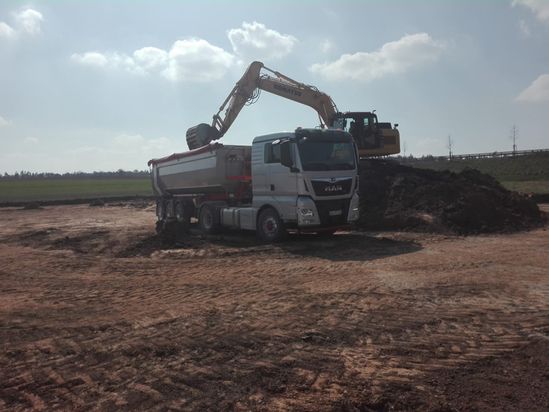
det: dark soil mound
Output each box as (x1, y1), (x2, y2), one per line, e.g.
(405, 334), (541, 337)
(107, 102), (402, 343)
(89, 199), (105, 207)
(21, 202), (43, 210)
(357, 160), (544, 234)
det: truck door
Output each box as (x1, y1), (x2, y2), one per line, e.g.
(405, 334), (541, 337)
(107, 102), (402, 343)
(265, 140), (297, 221)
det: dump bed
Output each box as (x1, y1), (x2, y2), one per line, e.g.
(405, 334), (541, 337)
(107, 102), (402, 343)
(148, 143), (251, 197)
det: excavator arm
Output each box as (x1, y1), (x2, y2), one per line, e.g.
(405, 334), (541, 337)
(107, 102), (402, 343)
(186, 61), (339, 150)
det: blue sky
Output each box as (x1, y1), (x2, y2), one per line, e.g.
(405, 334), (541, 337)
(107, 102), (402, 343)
(1, 0), (548, 173)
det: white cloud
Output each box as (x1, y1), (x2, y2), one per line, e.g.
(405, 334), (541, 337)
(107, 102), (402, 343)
(71, 51), (144, 75)
(227, 21), (297, 60)
(0, 8), (43, 39)
(516, 74), (549, 102)
(512, 0), (549, 22)
(72, 38), (234, 82)
(519, 19), (532, 36)
(320, 39), (335, 54)
(310, 33), (445, 82)
(24, 137), (39, 144)
(162, 38), (235, 82)
(0, 21), (15, 38)
(0, 115), (11, 127)
(105, 52), (143, 75)
(14, 8), (43, 35)
(71, 52), (109, 67)
(73, 24), (295, 82)
(133, 47), (168, 71)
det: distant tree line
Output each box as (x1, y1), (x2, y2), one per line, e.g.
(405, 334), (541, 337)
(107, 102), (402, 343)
(397, 149), (549, 163)
(394, 154), (421, 161)
(0, 169), (151, 180)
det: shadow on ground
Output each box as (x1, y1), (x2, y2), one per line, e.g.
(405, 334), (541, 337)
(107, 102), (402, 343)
(1, 222), (422, 263)
(121, 227), (422, 263)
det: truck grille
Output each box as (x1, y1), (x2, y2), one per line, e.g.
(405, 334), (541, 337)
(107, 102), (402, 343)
(311, 178), (353, 197)
(315, 199), (351, 226)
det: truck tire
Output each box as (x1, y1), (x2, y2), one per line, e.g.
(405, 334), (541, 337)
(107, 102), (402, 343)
(257, 208), (287, 243)
(155, 219), (164, 235)
(199, 204), (220, 234)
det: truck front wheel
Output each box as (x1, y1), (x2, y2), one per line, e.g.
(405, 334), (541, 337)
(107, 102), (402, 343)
(257, 208), (286, 243)
(199, 204), (220, 234)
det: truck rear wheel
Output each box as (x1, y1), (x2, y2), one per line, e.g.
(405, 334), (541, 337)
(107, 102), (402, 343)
(199, 204), (220, 234)
(257, 208), (286, 243)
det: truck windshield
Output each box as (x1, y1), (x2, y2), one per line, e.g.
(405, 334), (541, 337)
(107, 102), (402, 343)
(297, 136), (356, 171)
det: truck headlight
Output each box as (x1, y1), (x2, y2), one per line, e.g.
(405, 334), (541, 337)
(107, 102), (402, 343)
(297, 196), (320, 226)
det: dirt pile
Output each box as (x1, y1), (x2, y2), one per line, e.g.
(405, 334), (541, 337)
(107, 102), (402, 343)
(357, 160), (545, 234)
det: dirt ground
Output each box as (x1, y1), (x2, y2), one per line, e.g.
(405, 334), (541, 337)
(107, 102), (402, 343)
(0, 204), (548, 411)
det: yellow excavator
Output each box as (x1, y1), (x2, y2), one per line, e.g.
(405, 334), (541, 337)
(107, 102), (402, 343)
(186, 61), (400, 157)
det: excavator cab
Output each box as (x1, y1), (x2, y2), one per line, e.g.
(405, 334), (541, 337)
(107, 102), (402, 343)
(332, 112), (400, 157)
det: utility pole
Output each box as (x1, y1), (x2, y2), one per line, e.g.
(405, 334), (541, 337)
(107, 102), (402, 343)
(447, 135), (453, 160)
(402, 140), (407, 158)
(511, 125), (518, 155)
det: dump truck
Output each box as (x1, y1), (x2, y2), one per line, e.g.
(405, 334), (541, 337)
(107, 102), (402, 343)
(148, 128), (360, 242)
(186, 61), (400, 158)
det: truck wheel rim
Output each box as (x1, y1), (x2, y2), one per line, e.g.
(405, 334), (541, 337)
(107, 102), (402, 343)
(203, 210), (213, 229)
(263, 217), (278, 236)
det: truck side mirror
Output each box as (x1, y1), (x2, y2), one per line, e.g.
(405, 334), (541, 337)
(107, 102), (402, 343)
(280, 141), (293, 168)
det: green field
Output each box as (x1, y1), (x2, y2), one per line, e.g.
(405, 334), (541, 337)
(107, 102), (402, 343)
(2, 152), (548, 203)
(406, 153), (549, 183)
(405, 152), (549, 195)
(500, 180), (549, 195)
(0, 178), (152, 203)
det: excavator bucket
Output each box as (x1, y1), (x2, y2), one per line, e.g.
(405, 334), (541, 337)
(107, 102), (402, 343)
(186, 123), (220, 150)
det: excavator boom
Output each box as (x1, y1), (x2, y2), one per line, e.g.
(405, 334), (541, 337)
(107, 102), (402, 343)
(186, 61), (338, 149)
(186, 61), (400, 157)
